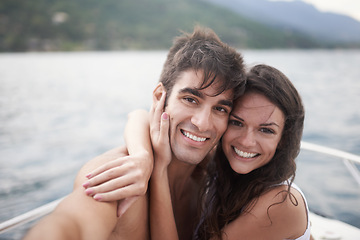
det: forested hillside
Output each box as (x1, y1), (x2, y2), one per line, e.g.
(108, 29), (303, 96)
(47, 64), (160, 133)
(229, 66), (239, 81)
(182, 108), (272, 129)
(0, 0), (337, 51)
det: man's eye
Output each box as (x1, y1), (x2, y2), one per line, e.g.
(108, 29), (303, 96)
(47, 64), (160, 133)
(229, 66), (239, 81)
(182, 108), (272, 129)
(215, 106), (228, 113)
(184, 97), (196, 104)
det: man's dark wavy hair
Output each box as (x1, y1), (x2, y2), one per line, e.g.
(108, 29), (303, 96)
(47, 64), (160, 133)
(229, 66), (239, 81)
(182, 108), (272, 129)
(159, 26), (246, 102)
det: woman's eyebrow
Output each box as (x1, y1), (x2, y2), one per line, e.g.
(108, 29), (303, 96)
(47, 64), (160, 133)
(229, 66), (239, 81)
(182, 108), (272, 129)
(260, 122), (280, 128)
(230, 114), (280, 128)
(230, 114), (244, 121)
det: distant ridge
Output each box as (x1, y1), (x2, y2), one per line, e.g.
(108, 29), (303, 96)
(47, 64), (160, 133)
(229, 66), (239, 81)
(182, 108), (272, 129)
(207, 0), (360, 43)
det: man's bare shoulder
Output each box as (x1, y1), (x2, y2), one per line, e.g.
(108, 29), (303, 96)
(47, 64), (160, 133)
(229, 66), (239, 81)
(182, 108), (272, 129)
(24, 146), (128, 240)
(76, 145), (150, 240)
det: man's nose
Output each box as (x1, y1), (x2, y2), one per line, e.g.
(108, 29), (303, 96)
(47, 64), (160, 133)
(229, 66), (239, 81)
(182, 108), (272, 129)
(191, 108), (212, 132)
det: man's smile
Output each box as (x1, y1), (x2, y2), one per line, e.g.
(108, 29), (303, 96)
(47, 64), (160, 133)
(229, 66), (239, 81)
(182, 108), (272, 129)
(181, 130), (208, 142)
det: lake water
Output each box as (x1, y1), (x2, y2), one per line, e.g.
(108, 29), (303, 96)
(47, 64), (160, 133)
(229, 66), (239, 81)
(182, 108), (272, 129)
(1, 50), (360, 239)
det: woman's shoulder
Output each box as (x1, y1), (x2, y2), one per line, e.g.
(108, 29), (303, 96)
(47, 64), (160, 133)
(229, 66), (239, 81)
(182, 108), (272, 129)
(249, 184), (304, 215)
(220, 184), (309, 239)
(248, 184), (308, 238)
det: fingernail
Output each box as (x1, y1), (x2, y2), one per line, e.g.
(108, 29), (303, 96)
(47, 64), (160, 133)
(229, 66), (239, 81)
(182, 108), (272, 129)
(93, 194), (102, 201)
(82, 182), (90, 188)
(162, 112), (168, 120)
(85, 188), (93, 195)
(85, 173), (92, 179)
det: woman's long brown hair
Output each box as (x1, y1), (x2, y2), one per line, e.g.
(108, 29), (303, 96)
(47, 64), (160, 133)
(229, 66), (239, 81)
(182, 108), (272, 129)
(193, 64), (305, 240)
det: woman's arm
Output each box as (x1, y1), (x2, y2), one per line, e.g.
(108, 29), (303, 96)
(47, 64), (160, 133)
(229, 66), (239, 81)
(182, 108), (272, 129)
(82, 109), (154, 216)
(125, 109), (153, 162)
(148, 91), (179, 240)
(150, 151), (179, 240)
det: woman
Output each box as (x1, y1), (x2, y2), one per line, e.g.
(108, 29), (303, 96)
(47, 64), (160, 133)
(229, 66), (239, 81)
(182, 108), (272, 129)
(193, 64), (309, 239)
(85, 64), (310, 239)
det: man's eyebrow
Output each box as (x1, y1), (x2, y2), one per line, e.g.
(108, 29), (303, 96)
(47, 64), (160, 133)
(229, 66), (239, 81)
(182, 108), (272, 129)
(179, 87), (204, 98)
(179, 87), (233, 108)
(219, 99), (233, 108)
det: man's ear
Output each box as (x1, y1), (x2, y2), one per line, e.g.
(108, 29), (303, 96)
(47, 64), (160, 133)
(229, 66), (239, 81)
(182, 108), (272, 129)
(153, 83), (166, 104)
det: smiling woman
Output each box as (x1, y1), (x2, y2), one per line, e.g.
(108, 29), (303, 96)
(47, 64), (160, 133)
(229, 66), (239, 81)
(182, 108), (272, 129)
(224, 91), (285, 175)
(195, 64), (309, 240)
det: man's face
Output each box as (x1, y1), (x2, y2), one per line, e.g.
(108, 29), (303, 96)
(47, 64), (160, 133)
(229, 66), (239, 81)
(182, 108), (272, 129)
(164, 70), (234, 165)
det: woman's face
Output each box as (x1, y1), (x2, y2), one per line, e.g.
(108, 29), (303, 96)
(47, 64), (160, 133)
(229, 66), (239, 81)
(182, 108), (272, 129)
(222, 91), (285, 174)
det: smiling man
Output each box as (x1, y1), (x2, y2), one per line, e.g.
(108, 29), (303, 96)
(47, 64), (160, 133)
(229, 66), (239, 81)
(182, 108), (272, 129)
(132, 28), (246, 239)
(146, 67), (240, 239)
(163, 70), (234, 164)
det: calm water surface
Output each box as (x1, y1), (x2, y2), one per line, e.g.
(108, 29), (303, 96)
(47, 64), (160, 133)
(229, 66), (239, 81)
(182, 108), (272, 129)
(0, 50), (359, 239)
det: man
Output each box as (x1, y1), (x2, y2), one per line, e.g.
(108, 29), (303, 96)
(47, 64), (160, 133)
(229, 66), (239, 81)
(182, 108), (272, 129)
(24, 26), (245, 240)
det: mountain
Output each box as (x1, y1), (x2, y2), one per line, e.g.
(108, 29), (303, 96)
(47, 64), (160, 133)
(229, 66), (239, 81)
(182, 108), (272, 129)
(206, 0), (360, 43)
(0, 0), (358, 52)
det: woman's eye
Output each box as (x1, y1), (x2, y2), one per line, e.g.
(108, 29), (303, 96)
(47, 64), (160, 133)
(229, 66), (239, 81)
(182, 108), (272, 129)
(229, 120), (242, 127)
(260, 128), (275, 134)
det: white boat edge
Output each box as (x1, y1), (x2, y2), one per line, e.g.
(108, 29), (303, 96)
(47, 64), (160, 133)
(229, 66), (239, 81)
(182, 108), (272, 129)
(309, 212), (360, 240)
(1, 141), (360, 239)
(0, 197), (64, 234)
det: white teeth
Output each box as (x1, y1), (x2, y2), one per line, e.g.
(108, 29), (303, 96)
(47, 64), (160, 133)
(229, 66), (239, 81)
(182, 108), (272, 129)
(234, 147), (257, 158)
(183, 131), (207, 142)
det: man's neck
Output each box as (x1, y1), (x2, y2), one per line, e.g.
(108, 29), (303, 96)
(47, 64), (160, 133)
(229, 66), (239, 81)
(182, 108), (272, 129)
(167, 158), (197, 201)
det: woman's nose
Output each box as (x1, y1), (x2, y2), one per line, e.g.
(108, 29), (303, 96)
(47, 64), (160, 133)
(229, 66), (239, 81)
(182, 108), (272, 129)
(239, 129), (256, 147)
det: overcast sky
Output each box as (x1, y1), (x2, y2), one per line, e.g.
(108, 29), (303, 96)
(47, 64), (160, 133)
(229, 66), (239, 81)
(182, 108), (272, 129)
(272, 0), (360, 21)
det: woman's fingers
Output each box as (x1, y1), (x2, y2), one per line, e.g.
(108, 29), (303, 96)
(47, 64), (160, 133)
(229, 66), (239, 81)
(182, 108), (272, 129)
(150, 91), (166, 135)
(85, 146), (128, 179)
(85, 161), (121, 180)
(84, 173), (146, 200)
(159, 112), (170, 145)
(153, 112), (172, 166)
(83, 155), (148, 201)
(84, 175), (129, 197)
(83, 165), (127, 189)
(91, 183), (144, 203)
